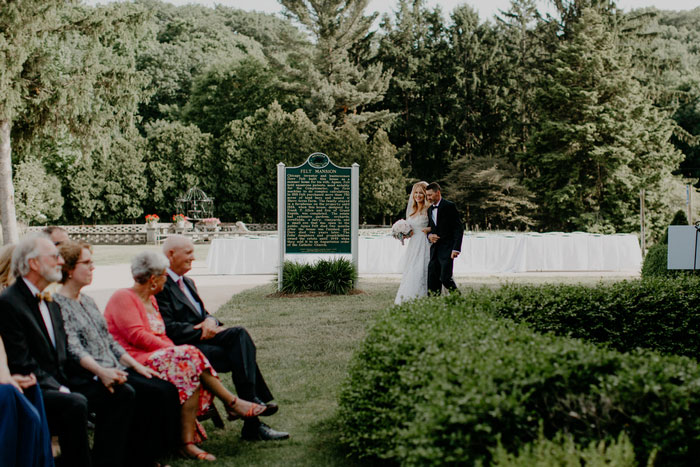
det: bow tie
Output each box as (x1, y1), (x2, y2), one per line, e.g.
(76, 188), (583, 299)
(36, 291), (53, 303)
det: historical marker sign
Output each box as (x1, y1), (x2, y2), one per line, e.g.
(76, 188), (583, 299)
(277, 153), (359, 290)
(286, 154), (351, 253)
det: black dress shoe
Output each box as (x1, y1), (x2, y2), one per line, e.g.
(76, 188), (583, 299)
(241, 422), (289, 441)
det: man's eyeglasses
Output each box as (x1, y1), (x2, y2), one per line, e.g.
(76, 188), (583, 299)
(40, 253), (61, 261)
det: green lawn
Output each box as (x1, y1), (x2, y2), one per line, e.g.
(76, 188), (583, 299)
(164, 281), (396, 466)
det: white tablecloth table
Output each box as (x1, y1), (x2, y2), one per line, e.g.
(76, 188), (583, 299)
(206, 232), (642, 275)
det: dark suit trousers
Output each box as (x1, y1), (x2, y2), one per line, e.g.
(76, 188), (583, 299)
(125, 370), (180, 467)
(71, 379), (135, 467)
(194, 327), (273, 403)
(44, 388), (91, 467)
(428, 244), (458, 294)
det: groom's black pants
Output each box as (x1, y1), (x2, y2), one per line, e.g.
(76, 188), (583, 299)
(428, 245), (458, 294)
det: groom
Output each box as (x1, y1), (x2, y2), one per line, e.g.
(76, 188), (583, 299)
(426, 182), (464, 294)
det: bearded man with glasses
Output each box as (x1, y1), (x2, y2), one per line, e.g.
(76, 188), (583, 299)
(0, 233), (134, 467)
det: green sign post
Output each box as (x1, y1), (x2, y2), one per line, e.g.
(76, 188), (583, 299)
(277, 153), (359, 290)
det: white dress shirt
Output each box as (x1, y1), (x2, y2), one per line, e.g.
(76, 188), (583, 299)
(166, 268), (204, 316)
(431, 199), (441, 225)
(23, 277), (56, 348)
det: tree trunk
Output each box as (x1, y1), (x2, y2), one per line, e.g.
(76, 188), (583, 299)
(0, 120), (19, 244)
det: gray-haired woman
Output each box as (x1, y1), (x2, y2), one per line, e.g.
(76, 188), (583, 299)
(104, 251), (272, 462)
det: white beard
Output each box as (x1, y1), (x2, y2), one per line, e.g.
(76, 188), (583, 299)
(40, 263), (62, 283)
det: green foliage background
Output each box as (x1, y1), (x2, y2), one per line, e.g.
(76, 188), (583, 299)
(3, 0), (700, 237)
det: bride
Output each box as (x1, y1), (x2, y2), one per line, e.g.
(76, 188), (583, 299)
(395, 181), (431, 304)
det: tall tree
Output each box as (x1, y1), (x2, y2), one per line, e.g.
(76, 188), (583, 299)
(496, 0), (550, 154)
(524, 7), (684, 233)
(374, 0), (452, 182)
(280, 0), (393, 127)
(0, 1), (149, 239)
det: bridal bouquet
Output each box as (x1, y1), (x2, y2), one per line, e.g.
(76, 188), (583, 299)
(391, 219), (413, 245)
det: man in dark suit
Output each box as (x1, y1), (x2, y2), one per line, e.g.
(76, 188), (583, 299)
(0, 234), (134, 466)
(156, 235), (288, 441)
(426, 182), (464, 294)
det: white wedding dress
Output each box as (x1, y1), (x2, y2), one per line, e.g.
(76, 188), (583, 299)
(394, 214), (430, 304)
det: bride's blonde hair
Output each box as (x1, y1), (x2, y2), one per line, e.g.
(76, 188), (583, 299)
(406, 181), (429, 218)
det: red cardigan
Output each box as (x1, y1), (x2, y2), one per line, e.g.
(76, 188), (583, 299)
(104, 288), (174, 365)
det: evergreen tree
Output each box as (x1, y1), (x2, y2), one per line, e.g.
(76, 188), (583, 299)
(280, 0), (393, 127)
(496, 0), (550, 154)
(374, 0), (453, 181)
(525, 8), (684, 233)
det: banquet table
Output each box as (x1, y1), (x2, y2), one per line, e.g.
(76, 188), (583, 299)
(206, 232), (642, 275)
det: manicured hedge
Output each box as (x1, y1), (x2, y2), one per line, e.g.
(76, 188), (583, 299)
(640, 242), (669, 278)
(338, 293), (700, 465)
(491, 430), (642, 466)
(487, 276), (700, 359)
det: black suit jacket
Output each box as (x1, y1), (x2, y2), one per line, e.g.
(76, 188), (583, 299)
(155, 275), (221, 345)
(0, 278), (74, 390)
(427, 198), (464, 255)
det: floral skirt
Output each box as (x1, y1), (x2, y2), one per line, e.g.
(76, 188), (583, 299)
(145, 344), (217, 442)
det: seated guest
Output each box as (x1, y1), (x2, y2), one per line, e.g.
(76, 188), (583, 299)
(54, 241), (180, 467)
(0, 243), (15, 289)
(0, 233), (134, 467)
(104, 251), (274, 462)
(43, 227), (69, 246)
(0, 335), (53, 467)
(156, 235), (288, 441)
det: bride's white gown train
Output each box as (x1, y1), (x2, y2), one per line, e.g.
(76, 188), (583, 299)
(394, 214), (430, 304)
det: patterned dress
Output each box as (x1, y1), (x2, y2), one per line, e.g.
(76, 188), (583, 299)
(143, 311), (215, 418)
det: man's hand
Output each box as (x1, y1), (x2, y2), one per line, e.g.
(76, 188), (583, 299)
(451, 251), (460, 259)
(98, 368), (128, 393)
(195, 317), (221, 340)
(428, 234), (440, 244)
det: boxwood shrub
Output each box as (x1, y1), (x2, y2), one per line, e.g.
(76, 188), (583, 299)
(490, 430), (645, 466)
(338, 293), (700, 465)
(487, 276), (700, 359)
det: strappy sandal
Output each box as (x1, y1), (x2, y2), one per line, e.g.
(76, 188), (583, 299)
(225, 396), (269, 420)
(179, 442), (216, 462)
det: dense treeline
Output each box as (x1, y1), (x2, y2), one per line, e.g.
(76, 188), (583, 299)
(1, 0), (699, 241)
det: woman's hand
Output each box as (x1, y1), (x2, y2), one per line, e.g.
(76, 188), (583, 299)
(12, 373), (37, 390)
(97, 367), (128, 393)
(422, 227), (431, 234)
(133, 363), (159, 379)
